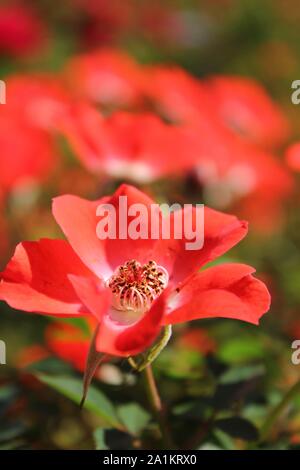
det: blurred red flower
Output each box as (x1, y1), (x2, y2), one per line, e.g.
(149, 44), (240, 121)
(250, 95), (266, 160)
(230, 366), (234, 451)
(0, 75), (70, 193)
(176, 328), (216, 355)
(0, 3), (47, 58)
(0, 199), (9, 261)
(16, 320), (116, 382)
(205, 76), (290, 149)
(64, 49), (145, 109)
(0, 184), (270, 358)
(188, 125), (293, 232)
(144, 65), (216, 123)
(16, 344), (50, 369)
(285, 142), (300, 172)
(58, 104), (200, 183)
(15, 321), (94, 372)
(143, 66), (293, 231)
(139, 2), (186, 46)
(45, 320), (94, 372)
(75, 0), (133, 46)
(5, 75), (70, 129)
(0, 111), (54, 193)
(145, 67), (290, 150)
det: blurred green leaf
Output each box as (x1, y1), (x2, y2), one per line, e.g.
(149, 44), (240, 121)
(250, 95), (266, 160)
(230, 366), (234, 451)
(213, 429), (235, 450)
(0, 384), (18, 402)
(36, 374), (122, 429)
(157, 348), (204, 379)
(243, 404), (268, 421)
(0, 423), (27, 443)
(219, 364), (265, 384)
(217, 337), (265, 364)
(93, 428), (109, 450)
(27, 357), (73, 374)
(117, 403), (150, 435)
(0, 439), (26, 450)
(173, 402), (195, 416)
(198, 443), (222, 450)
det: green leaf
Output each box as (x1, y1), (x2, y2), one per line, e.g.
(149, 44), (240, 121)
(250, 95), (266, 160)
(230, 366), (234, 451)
(117, 403), (150, 435)
(213, 429), (235, 450)
(93, 428), (109, 450)
(217, 337), (265, 364)
(0, 423), (27, 443)
(27, 357), (73, 374)
(198, 443), (222, 450)
(0, 439), (25, 450)
(219, 364), (265, 384)
(156, 348), (204, 379)
(0, 384), (18, 402)
(36, 373), (122, 429)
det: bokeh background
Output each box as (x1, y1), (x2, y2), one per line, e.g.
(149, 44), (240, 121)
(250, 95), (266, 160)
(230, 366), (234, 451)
(1, 0), (300, 450)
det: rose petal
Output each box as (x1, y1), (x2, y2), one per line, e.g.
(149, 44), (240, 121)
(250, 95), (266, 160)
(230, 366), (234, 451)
(96, 292), (167, 357)
(53, 184), (159, 278)
(0, 239), (93, 315)
(68, 274), (111, 322)
(164, 263), (270, 325)
(153, 206), (248, 285)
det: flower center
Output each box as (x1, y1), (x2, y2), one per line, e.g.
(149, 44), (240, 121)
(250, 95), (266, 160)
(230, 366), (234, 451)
(107, 259), (168, 313)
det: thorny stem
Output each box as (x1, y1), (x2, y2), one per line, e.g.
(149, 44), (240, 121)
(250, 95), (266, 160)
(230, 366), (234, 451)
(259, 379), (300, 443)
(142, 364), (175, 449)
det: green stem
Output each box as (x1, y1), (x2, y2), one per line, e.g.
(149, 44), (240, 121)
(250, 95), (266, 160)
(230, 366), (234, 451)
(260, 379), (300, 442)
(142, 364), (175, 449)
(129, 326), (172, 372)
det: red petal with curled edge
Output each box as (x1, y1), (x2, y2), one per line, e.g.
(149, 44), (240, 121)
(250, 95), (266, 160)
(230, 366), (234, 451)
(152, 206), (248, 286)
(96, 293), (167, 357)
(164, 263), (270, 326)
(0, 239), (94, 315)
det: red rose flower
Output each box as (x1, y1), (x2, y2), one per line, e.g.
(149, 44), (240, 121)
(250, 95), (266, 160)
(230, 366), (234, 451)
(74, 0), (133, 46)
(142, 65), (293, 232)
(139, 2), (186, 46)
(17, 319), (115, 381)
(0, 199), (9, 262)
(176, 328), (216, 355)
(187, 123), (293, 232)
(205, 75), (290, 149)
(145, 67), (290, 151)
(0, 75), (70, 193)
(64, 49), (145, 109)
(0, 184), (270, 357)
(45, 320), (95, 372)
(0, 110), (55, 192)
(58, 104), (200, 183)
(16, 319), (96, 372)
(16, 345), (50, 369)
(5, 75), (70, 130)
(0, 4), (47, 58)
(285, 142), (300, 172)
(144, 65), (216, 124)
